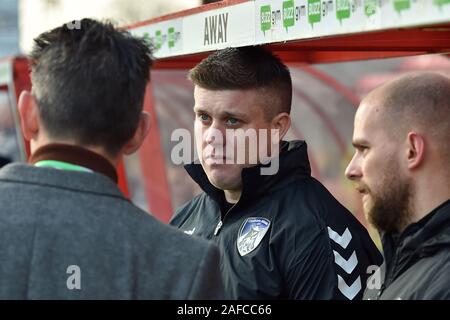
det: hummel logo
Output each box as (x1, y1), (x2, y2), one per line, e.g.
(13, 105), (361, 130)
(333, 250), (358, 274)
(338, 275), (361, 300)
(328, 227), (352, 249)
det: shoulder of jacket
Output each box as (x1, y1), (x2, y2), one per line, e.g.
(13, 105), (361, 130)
(183, 192), (211, 208)
(272, 178), (328, 220)
(173, 192), (212, 219)
(276, 176), (330, 201)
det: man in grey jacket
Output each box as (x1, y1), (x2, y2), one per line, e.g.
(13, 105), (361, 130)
(0, 18), (224, 299)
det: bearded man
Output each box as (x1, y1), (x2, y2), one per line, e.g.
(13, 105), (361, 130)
(345, 72), (450, 300)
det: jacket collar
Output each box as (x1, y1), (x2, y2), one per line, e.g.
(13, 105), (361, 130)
(185, 140), (312, 210)
(0, 163), (125, 200)
(29, 143), (118, 183)
(382, 199), (450, 284)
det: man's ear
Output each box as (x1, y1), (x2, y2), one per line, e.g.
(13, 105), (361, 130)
(271, 112), (291, 140)
(18, 91), (40, 142)
(406, 132), (425, 170)
(122, 112), (151, 155)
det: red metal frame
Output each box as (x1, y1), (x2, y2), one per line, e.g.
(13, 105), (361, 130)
(137, 83), (174, 222)
(294, 64), (360, 108)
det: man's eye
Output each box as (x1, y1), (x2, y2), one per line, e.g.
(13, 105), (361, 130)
(226, 118), (239, 125)
(199, 114), (210, 121)
(359, 146), (369, 154)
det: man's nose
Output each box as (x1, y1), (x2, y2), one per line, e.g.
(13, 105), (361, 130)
(345, 154), (361, 181)
(204, 124), (224, 146)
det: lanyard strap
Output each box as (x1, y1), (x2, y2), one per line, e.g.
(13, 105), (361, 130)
(34, 160), (93, 173)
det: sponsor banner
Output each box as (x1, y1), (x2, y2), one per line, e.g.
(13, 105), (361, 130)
(131, 2), (255, 59)
(183, 1), (255, 54)
(131, 18), (183, 58)
(255, 0), (450, 44)
(129, 0), (450, 59)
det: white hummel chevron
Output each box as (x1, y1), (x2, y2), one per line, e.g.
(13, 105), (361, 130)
(337, 275), (361, 300)
(327, 227), (352, 249)
(184, 227), (195, 235)
(333, 250), (358, 274)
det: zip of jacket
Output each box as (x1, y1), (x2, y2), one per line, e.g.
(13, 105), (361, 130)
(214, 202), (238, 236)
(377, 236), (406, 299)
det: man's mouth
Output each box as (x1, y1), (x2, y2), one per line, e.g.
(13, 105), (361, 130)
(204, 155), (232, 165)
(355, 186), (369, 195)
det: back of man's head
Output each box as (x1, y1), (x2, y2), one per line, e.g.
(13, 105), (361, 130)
(369, 71), (450, 163)
(188, 46), (292, 120)
(30, 18), (152, 155)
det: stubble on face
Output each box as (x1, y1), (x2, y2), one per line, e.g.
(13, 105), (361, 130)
(367, 161), (414, 234)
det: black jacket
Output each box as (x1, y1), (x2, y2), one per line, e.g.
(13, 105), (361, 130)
(364, 199), (450, 300)
(171, 140), (382, 299)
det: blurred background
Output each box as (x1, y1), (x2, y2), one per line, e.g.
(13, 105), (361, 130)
(1, 0), (203, 56)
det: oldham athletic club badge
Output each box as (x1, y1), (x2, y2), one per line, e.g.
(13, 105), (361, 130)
(237, 217), (271, 256)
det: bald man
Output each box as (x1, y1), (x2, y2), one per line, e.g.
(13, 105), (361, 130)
(345, 72), (450, 300)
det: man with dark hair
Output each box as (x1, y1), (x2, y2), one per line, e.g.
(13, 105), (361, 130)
(0, 18), (224, 299)
(171, 46), (382, 299)
(346, 72), (450, 300)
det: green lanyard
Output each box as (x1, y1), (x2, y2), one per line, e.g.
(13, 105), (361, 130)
(34, 160), (93, 173)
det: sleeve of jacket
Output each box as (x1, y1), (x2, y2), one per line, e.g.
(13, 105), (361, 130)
(187, 242), (227, 300)
(169, 198), (193, 227)
(301, 178), (383, 300)
(283, 224), (337, 299)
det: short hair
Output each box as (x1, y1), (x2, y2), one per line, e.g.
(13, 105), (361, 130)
(30, 18), (153, 155)
(188, 46), (292, 119)
(369, 71), (450, 158)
